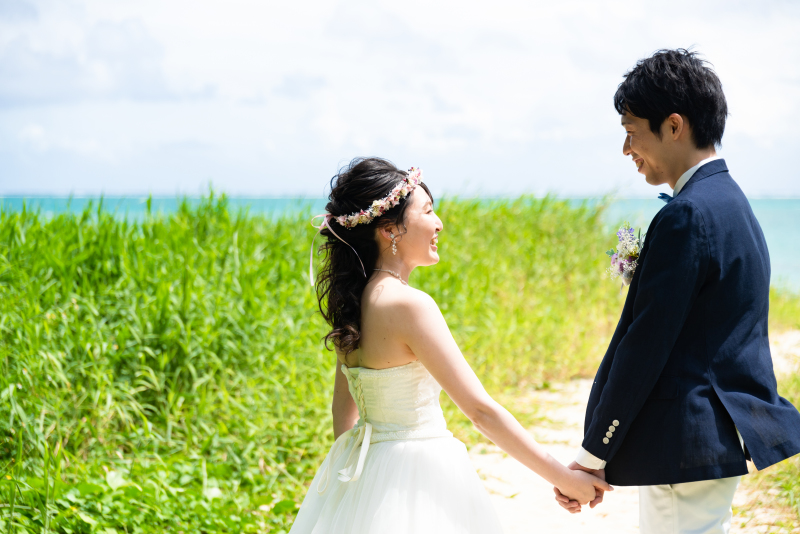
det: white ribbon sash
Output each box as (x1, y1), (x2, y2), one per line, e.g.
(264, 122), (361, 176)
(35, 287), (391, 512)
(316, 422), (373, 494)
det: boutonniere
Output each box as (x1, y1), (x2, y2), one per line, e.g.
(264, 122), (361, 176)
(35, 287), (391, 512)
(606, 223), (645, 286)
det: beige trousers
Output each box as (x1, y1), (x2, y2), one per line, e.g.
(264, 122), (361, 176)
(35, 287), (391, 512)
(639, 476), (741, 534)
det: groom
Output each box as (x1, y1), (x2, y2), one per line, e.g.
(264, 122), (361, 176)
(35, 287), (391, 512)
(555, 49), (800, 533)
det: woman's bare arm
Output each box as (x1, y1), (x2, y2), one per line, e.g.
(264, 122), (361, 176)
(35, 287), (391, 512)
(394, 290), (611, 504)
(332, 361), (359, 439)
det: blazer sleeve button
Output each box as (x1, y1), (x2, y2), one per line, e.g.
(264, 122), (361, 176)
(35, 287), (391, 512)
(612, 420), (620, 427)
(603, 437), (610, 444)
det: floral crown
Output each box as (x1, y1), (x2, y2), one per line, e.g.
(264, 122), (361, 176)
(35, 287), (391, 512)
(334, 167), (423, 229)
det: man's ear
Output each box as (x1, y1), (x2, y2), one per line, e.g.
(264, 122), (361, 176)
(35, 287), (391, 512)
(666, 113), (685, 139)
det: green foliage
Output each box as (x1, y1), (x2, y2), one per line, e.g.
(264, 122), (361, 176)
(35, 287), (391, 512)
(765, 288), (800, 522)
(0, 194), (796, 531)
(746, 372), (800, 523)
(746, 286), (800, 524)
(417, 197), (623, 389)
(414, 198), (624, 442)
(1, 195), (329, 533)
(777, 375), (800, 518)
(774, 374), (800, 519)
(770, 287), (800, 331)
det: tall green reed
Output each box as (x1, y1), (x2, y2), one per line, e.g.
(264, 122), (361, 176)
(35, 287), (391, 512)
(1, 195), (332, 532)
(417, 197), (623, 390)
(1, 194), (796, 532)
(770, 287), (800, 331)
(745, 372), (800, 524)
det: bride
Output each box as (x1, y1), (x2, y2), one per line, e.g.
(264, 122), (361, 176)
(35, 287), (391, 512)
(291, 158), (611, 533)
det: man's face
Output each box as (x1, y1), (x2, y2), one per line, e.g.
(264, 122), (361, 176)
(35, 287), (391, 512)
(621, 112), (671, 186)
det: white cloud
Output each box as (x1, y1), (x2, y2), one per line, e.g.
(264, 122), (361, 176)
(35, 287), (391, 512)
(0, 0), (799, 196)
(0, 16), (170, 105)
(16, 120), (105, 160)
(19, 122), (46, 149)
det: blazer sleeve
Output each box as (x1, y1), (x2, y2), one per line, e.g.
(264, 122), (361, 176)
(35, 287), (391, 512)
(582, 199), (709, 462)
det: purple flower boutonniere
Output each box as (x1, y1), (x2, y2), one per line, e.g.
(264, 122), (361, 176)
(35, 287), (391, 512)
(606, 223), (645, 286)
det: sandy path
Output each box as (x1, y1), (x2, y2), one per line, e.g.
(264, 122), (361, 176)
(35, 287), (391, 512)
(469, 330), (800, 534)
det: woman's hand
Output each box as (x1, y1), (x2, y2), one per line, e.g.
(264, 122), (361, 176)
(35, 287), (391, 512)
(555, 469), (613, 505)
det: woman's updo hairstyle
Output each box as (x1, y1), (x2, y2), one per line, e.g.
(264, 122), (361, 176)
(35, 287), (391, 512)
(316, 157), (433, 356)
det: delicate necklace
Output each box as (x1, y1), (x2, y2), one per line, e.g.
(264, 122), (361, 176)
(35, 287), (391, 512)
(374, 268), (408, 285)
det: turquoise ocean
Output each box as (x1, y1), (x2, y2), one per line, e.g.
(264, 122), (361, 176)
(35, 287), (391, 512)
(2, 196), (799, 290)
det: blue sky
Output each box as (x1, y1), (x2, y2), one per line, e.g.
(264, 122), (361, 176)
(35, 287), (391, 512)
(1, 0), (799, 198)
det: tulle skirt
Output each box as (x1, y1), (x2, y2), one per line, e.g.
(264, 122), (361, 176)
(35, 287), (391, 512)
(289, 437), (504, 534)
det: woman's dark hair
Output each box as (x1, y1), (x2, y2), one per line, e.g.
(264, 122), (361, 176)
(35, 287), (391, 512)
(315, 157), (433, 355)
(614, 48), (728, 149)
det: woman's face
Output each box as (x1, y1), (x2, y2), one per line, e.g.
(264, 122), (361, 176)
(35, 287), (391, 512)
(394, 189), (443, 267)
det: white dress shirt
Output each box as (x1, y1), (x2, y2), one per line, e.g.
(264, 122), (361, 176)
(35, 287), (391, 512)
(575, 154), (727, 471)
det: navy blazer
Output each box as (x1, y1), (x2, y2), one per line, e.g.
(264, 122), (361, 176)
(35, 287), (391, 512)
(584, 159), (800, 486)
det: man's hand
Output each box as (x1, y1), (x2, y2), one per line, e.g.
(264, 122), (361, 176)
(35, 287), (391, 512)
(554, 461), (606, 513)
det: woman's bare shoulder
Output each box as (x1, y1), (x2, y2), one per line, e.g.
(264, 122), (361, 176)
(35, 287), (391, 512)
(404, 286), (438, 309)
(365, 280), (433, 305)
(364, 282), (440, 323)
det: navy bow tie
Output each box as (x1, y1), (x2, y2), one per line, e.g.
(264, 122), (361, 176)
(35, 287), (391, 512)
(659, 193), (673, 204)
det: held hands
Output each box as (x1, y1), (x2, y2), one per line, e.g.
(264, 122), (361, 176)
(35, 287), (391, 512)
(553, 462), (611, 513)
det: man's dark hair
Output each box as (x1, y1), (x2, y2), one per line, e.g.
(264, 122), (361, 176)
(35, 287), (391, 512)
(614, 49), (728, 149)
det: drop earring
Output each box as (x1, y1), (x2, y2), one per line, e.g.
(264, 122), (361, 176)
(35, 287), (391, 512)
(390, 233), (397, 255)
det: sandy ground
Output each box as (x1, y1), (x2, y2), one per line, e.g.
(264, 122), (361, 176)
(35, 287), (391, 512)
(469, 330), (800, 534)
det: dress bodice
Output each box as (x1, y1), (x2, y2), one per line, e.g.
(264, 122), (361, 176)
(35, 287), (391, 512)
(341, 360), (451, 441)
(295, 362), (503, 534)
(316, 360), (452, 493)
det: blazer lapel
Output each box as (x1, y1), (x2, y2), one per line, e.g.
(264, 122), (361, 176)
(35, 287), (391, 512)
(675, 159), (728, 199)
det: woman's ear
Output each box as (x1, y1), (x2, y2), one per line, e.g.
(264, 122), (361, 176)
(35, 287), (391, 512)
(377, 225), (395, 242)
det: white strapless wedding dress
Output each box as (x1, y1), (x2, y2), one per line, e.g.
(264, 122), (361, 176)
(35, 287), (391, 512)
(289, 360), (503, 534)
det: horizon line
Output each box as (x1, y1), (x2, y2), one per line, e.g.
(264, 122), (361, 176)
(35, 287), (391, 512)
(3, 194), (800, 201)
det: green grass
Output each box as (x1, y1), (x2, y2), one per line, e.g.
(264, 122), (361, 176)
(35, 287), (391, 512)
(742, 287), (800, 526)
(774, 374), (800, 518)
(746, 284), (800, 524)
(0, 194), (797, 532)
(770, 287), (800, 332)
(744, 372), (800, 525)
(0, 195), (331, 533)
(767, 286), (800, 522)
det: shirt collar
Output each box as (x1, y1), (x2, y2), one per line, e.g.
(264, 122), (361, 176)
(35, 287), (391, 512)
(673, 154), (721, 196)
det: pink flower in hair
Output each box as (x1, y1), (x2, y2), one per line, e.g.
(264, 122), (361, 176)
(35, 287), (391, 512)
(334, 168), (424, 229)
